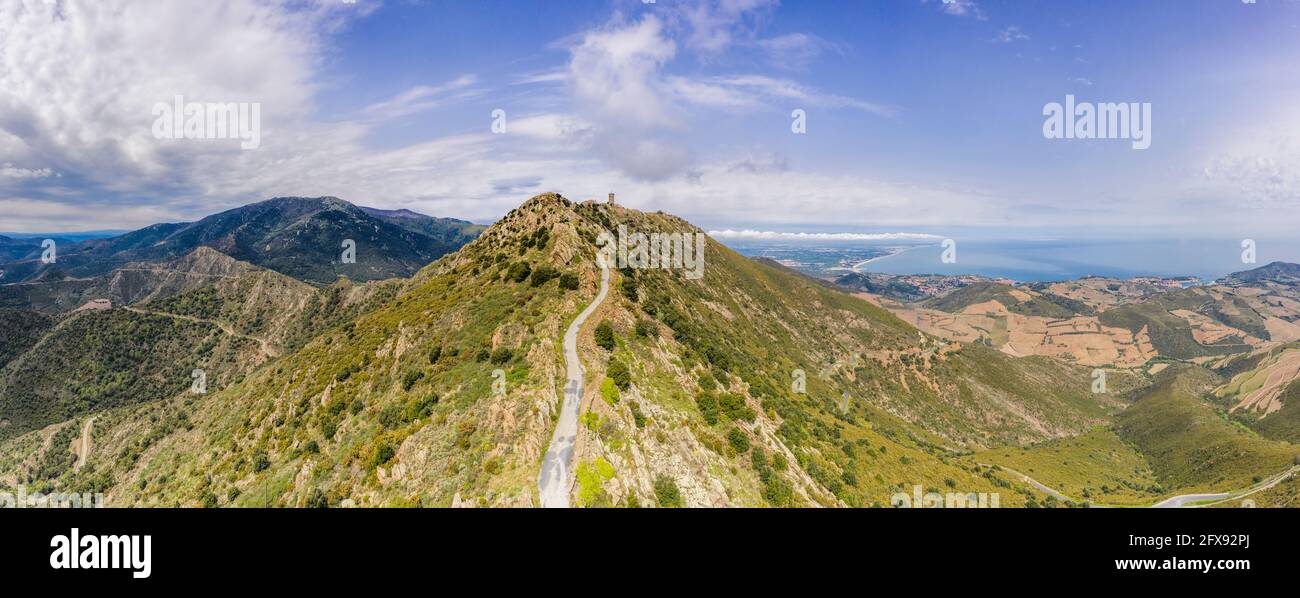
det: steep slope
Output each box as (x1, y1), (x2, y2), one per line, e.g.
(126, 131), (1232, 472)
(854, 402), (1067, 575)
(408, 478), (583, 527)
(0, 309), (247, 439)
(1115, 365), (1298, 493)
(0, 248), (398, 440)
(0, 197), (481, 285)
(0, 309), (54, 369)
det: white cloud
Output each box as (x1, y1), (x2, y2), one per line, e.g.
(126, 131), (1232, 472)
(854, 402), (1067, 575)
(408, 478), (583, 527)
(992, 26), (1029, 43)
(932, 0), (986, 20)
(680, 0), (778, 53)
(756, 33), (840, 69)
(706, 75), (896, 117)
(360, 75), (481, 121)
(0, 163), (55, 179)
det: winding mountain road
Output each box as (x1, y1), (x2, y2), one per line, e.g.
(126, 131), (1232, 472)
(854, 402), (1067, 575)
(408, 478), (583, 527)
(537, 254), (610, 508)
(986, 463), (1299, 508)
(1154, 465), (1299, 508)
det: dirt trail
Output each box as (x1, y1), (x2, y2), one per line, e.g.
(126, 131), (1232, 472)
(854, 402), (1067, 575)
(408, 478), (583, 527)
(74, 417), (94, 471)
(124, 306), (280, 358)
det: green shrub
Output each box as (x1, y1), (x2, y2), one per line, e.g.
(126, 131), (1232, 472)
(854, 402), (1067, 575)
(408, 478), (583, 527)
(594, 320), (615, 351)
(727, 427), (751, 453)
(600, 377), (620, 405)
(629, 400), (647, 428)
(719, 393), (756, 422)
(507, 261), (531, 282)
(251, 451), (270, 472)
(401, 369), (424, 391)
(634, 319), (658, 338)
(607, 359), (631, 389)
(427, 345), (442, 364)
(404, 393), (440, 421)
(529, 265), (559, 287)
(490, 347), (513, 365)
(559, 273), (579, 290)
(696, 393), (720, 425)
(372, 440), (396, 467)
(763, 476), (793, 506)
(653, 475), (684, 508)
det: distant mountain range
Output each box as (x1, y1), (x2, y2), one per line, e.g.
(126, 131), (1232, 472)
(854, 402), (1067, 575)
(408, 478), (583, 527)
(0, 197), (485, 285)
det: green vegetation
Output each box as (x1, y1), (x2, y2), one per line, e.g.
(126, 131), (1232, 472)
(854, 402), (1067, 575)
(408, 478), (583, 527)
(1099, 291), (1248, 359)
(607, 359), (631, 389)
(0, 309), (53, 369)
(594, 320), (615, 351)
(974, 428), (1162, 505)
(653, 475), (683, 508)
(576, 458), (616, 507)
(924, 282), (1093, 318)
(1116, 366), (1298, 493)
(599, 377), (620, 405)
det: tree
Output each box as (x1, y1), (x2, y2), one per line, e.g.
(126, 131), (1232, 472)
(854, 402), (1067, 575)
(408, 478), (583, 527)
(490, 347), (513, 365)
(594, 320), (615, 351)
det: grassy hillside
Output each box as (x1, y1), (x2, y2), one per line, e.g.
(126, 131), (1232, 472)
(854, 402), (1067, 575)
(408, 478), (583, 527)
(972, 428), (1162, 506)
(1236, 379), (1300, 444)
(1115, 366), (1298, 493)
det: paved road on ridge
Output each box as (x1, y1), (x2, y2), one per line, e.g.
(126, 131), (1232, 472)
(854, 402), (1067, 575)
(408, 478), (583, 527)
(537, 254), (610, 508)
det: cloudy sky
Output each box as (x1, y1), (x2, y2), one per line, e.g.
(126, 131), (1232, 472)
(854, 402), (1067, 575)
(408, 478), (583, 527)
(1, 0), (1299, 239)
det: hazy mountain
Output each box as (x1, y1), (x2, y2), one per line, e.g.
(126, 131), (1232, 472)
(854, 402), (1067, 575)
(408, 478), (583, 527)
(0, 234), (39, 262)
(1221, 261), (1300, 286)
(0, 197), (482, 285)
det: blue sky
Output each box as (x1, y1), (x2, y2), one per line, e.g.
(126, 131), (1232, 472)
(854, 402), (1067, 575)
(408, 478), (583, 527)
(2, 0), (1299, 240)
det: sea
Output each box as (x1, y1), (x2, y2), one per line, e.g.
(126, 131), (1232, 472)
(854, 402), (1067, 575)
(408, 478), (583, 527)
(719, 237), (1300, 283)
